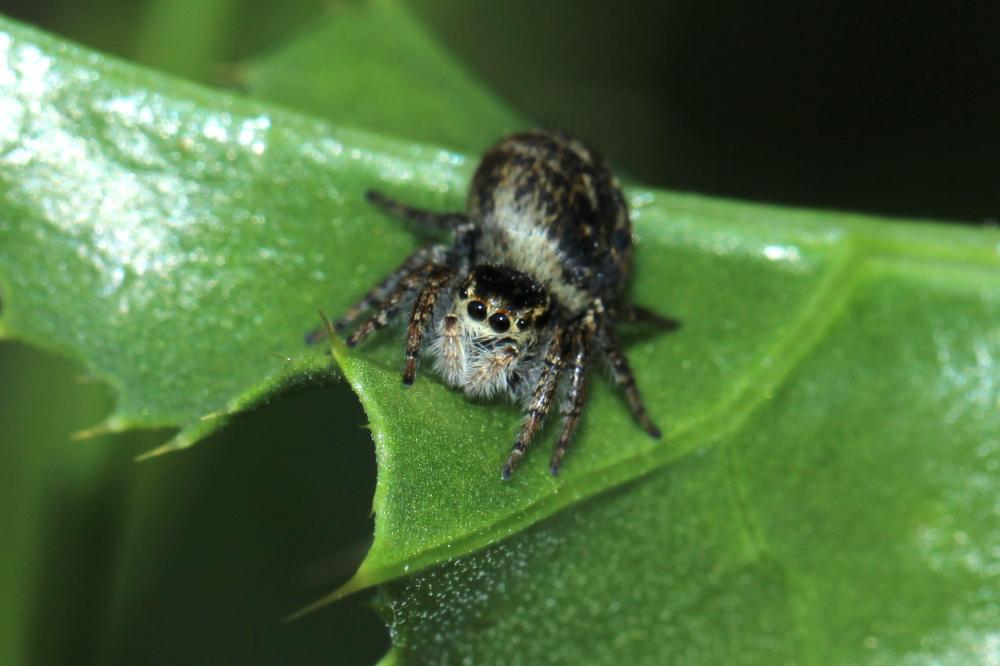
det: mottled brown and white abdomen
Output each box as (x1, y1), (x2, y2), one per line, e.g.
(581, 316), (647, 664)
(467, 131), (633, 314)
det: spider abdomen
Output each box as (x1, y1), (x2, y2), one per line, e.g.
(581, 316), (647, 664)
(467, 131), (633, 314)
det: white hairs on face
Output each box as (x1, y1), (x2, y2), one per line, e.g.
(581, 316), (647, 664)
(429, 305), (527, 400)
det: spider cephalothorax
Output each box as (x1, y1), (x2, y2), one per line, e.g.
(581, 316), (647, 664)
(432, 264), (551, 399)
(308, 131), (678, 479)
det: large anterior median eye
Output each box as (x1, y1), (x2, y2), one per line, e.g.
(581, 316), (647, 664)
(489, 312), (510, 333)
(467, 300), (487, 321)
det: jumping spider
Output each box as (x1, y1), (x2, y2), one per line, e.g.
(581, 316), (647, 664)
(308, 131), (678, 479)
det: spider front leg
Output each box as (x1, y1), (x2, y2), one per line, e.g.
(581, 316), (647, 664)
(549, 328), (589, 476)
(342, 261), (435, 348)
(502, 327), (569, 480)
(402, 265), (454, 385)
(304, 246), (437, 344)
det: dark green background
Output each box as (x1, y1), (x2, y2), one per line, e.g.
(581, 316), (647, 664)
(1, 1), (997, 664)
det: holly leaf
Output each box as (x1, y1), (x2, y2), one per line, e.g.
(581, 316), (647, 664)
(2, 13), (999, 665)
(378, 254), (1000, 664)
(0, 14), (473, 451)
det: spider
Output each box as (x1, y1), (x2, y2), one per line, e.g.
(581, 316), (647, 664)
(308, 131), (678, 479)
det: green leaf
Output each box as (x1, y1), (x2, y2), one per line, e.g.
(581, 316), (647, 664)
(238, 0), (524, 152)
(314, 197), (1000, 611)
(3, 14), (1000, 665)
(132, 0), (241, 79)
(379, 262), (1000, 664)
(0, 15), (474, 451)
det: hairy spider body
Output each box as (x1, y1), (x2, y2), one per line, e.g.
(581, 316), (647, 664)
(469, 132), (632, 313)
(310, 131), (677, 479)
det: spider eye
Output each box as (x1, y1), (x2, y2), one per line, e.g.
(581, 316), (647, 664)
(489, 312), (510, 333)
(516, 318), (530, 330)
(467, 300), (487, 321)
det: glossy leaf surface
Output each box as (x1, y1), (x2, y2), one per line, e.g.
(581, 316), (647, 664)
(0, 16), (468, 450)
(379, 261), (1000, 664)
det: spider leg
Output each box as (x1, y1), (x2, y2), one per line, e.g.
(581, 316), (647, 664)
(598, 316), (661, 438)
(304, 247), (437, 344)
(402, 266), (454, 385)
(502, 327), (569, 480)
(450, 220), (480, 273)
(620, 304), (681, 332)
(366, 189), (469, 231)
(549, 327), (589, 476)
(344, 262), (432, 348)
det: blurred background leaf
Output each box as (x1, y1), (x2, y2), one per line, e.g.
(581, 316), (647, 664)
(238, 0), (524, 151)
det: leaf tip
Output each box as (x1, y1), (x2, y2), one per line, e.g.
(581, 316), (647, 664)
(134, 423), (206, 461)
(70, 416), (127, 440)
(283, 574), (369, 622)
(134, 442), (176, 461)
